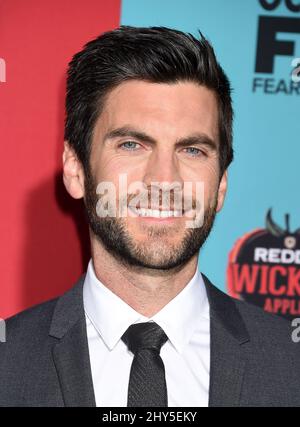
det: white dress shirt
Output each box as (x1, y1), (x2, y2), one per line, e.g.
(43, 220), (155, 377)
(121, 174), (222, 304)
(83, 258), (210, 407)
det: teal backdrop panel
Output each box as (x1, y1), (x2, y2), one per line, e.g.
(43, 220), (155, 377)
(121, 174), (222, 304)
(121, 1), (300, 300)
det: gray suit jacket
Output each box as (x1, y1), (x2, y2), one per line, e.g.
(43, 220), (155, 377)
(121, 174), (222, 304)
(0, 273), (300, 407)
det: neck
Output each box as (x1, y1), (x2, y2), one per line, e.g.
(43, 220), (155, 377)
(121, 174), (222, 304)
(90, 234), (199, 317)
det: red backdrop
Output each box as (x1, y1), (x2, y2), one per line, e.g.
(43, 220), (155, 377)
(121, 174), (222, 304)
(0, 0), (121, 319)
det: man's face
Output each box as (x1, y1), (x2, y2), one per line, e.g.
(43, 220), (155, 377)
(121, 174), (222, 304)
(84, 80), (227, 269)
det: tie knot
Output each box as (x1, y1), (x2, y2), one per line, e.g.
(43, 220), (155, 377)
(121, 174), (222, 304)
(121, 322), (168, 354)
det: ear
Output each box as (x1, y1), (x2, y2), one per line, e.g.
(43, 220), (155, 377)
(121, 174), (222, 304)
(62, 141), (85, 199)
(216, 170), (228, 212)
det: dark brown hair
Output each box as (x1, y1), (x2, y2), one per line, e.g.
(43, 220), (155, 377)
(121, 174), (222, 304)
(65, 26), (234, 176)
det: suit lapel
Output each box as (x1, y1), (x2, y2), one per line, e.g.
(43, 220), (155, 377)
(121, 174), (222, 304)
(202, 274), (250, 407)
(49, 274), (96, 407)
(48, 271), (250, 407)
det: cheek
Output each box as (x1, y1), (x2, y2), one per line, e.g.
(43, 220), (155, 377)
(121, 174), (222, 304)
(91, 155), (131, 185)
(184, 160), (220, 190)
(190, 163), (220, 209)
(97, 149), (147, 179)
(199, 160), (220, 183)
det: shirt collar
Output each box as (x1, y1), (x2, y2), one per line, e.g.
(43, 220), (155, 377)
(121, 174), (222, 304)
(83, 258), (209, 354)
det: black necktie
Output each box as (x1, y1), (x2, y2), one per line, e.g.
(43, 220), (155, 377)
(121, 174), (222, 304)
(121, 321), (168, 407)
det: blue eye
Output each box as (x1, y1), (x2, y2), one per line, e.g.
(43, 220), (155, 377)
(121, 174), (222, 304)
(184, 147), (203, 157)
(120, 141), (140, 150)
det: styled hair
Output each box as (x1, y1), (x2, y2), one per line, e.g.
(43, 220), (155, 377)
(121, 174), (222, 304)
(65, 26), (233, 176)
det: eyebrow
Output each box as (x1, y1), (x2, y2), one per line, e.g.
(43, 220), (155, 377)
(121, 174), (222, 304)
(103, 126), (218, 151)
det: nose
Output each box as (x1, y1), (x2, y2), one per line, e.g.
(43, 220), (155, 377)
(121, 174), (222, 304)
(142, 150), (184, 210)
(143, 150), (183, 188)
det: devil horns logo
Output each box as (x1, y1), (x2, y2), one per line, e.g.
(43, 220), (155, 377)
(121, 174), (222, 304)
(227, 209), (300, 319)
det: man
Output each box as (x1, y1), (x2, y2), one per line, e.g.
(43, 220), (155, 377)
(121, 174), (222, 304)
(1, 26), (299, 407)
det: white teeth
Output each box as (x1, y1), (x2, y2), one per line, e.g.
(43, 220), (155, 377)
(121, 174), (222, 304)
(132, 208), (182, 218)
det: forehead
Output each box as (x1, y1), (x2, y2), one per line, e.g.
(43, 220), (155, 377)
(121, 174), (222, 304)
(93, 80), (219, 143)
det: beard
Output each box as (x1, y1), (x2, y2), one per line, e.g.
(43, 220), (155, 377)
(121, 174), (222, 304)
(83, 167), (218, 271)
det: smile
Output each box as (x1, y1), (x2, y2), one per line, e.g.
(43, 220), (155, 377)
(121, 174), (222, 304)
(129, 207), (183, 218)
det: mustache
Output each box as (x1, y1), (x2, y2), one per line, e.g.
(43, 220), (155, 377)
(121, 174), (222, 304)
(120, 190), (198, 212)
(92, 178), (205, 227)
